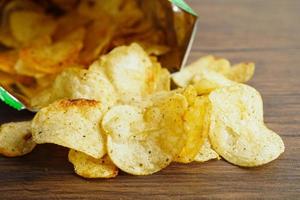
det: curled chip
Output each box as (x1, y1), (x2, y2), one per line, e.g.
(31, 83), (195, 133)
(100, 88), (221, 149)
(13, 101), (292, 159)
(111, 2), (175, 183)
(191, 68), (234, 95)
(209, 84), (285, 167)
(68, 150), (118, 179)
(175, 87), (210, 163)
(225, 62), (255, 83)
(97, 43), (157, 103)
(172, 55), (255, 89)
(0, 121), (36, 157)
(0, 50), (18, 74)
(9, 11), (57, 45)
(31, 67), (117, 110)
(194, 139), (220, 162)
(32, 99), (106, 159)
(103, 92), (188, 175)
(19, 28), (85, 74)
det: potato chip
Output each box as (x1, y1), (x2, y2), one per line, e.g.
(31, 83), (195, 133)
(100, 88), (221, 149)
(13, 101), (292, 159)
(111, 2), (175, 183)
(98, 43), (156, 103)
(9, 11), (57, 45)
(194, 139), (220, 162)
(102, 105), (145, 141)
(210, 119), (284, 167)
(19, 28), (85, 74)
(0, 29), (20, 48)
(225, 62), (255, 83)
(0, 121), (36, 157)
(14, 59), (46, 78)
(68, 150), (118, 179)
(172, 56), (255, 89)
(31, 67), (117, 110)
(32, 99), (106, 159)
(209, 84), (264, 128)
(0, 50), (18, 74)
(103, 92), (188, 175)
(192, 68), (235, 95)
(209, 84), (285, 167)
(139, 43), (170, 56)
(79, 20), (115, 65)
(175, 87), (209, 163)
(172, 55), (231, 87)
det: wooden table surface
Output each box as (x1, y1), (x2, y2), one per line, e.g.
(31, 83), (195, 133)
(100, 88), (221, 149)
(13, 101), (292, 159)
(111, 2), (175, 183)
(1, 0), (300, 199)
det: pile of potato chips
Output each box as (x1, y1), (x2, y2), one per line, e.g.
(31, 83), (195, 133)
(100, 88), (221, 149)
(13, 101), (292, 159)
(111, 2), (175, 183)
(0, 42), (284, 178)
(0, 0), (196, 107)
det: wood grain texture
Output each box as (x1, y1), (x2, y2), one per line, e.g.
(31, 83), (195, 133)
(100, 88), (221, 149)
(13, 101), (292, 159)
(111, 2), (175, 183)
(1, 0), (300, 199)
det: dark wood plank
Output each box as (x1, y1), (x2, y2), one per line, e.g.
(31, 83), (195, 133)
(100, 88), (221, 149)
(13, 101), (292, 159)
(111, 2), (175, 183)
(1, 0), (300, 199)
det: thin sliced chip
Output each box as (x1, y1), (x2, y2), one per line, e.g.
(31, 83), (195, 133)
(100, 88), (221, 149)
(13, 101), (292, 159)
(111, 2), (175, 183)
(225, 62), (255, 83)
(31, 67), (117, 110)
(103, 92), (188, 175)
(172, 55), (231, 87)
(79, 19), (114, 65)
(209, 84), (285, 167)
(0, 121), (36, 157)
(68, 150), (118, 179)
(209, 84), (264, 129)
(98, 43), (155, 103)
(139, 43), (170, 56)
(32, 99), (106, 159)
(175, 87), (209, 163)
(0, 29), (20, 48)
(19, 28), (85, 74)
(102, 105), (145, 141)
(0, 50), (18, 74)
(209, 119), (284, 167)
(172, 56), (255, 89)
(192, 68), (234, 95)
(9, 11), (57, 45)
(149, 58), (171, 93)
(194, 139), (220, 162)
(14, 59), (46, 78)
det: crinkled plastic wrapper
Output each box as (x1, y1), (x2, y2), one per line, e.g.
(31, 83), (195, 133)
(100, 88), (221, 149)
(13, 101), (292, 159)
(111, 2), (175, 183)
(0, 0), (197, 110)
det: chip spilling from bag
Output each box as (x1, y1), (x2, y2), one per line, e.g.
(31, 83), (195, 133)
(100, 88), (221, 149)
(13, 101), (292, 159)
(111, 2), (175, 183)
(0, 0), (284, 178)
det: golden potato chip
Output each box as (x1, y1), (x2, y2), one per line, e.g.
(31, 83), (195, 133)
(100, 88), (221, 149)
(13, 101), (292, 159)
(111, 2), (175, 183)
(79, 20), (114, 65)
(210, 119), (284, 167)
(98, 43), (156, 103)
(209, 84), (264, 128)
(31, 67), (117, 110)
(194, 139), (220, 162)
(175, 87), (209, 163)
(102, 105), (145, 141)
(172, 55), (231, 87)
(192, 68), (235, 95)
(172, 56), (255, 90)
(209, 84), (285, 167)
(14, 59), (46, 78)
(225, 62), (255, 83)
(68, 150), (118, 179)
(103, 92), (188, 175)
(0, 29), (20, 48)
(19, 28), (85, 74)
(0, 50), (18, 74)
(139, 43), (170, 56)
(32, 99), (106, 159)
(9, 11), (57, 45)
(148, 58), (171, 93)
(0, 121), (36, 157)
